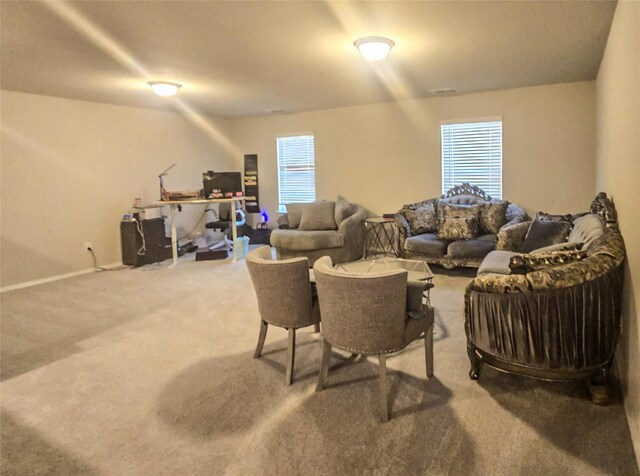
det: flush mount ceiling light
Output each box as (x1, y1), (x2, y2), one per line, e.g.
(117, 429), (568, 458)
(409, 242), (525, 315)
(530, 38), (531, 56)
(148, 81), (182, 97)
(354, 36), (395, 62)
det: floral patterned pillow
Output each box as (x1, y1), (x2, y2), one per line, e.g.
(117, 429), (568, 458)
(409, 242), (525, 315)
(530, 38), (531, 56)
(404, 202), (437, 234)
(437, 216), (479, 240)
(399, 199), (438, 234)
(480, 201), (509, 234)
(438, 202), (482, 221)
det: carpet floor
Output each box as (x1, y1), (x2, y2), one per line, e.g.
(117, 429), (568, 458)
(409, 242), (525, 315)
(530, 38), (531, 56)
(1, 254), (638, 475)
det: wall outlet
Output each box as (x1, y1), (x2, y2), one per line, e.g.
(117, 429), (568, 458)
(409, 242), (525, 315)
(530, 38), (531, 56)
(84, 242), (92, 251)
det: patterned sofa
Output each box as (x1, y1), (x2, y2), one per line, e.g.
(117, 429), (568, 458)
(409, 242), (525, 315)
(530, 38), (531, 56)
(464, 193), (625, 403)
(394, 184), (528, 268)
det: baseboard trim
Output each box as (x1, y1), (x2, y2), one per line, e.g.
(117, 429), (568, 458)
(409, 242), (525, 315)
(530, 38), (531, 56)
(0, 262), (124, 293)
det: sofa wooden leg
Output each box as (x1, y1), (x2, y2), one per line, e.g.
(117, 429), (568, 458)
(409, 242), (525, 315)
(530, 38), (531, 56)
(467, 345), (481, 380)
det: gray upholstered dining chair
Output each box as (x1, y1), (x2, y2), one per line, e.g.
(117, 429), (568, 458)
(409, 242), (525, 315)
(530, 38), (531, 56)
(246, 245), (321, 385)
(312, 255), (434, 422)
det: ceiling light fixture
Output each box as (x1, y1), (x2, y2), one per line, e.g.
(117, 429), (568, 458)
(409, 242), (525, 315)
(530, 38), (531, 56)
(148, 81), (182, 97)
(354, 36), (395, 62)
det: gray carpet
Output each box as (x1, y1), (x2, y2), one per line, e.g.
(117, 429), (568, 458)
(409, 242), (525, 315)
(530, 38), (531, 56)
(1, 254), (638, 475)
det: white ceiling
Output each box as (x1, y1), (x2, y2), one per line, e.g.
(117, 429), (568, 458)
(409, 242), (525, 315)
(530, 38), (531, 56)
(1, 1), (616, 118)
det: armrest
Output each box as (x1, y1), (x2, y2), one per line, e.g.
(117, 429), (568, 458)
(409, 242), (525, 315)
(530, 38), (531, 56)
(277, 213), (290, 229)
(466, 273), (530, 294)
(394, 213), (412, 256)
(338, 206), (369, 259)
(406, 280), (434, 319)
(497, 220), (531, 252)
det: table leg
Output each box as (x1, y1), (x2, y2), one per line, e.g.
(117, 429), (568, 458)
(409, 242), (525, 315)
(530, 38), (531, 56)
(231, 201), (238, 261)
(169, 204), (178, 268)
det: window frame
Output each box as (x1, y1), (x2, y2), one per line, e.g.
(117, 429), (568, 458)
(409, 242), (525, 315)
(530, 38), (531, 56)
(440, 116), (503, 200)
(276, 133), (316, 213)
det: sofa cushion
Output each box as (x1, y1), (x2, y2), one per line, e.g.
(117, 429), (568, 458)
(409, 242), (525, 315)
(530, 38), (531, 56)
(521, 219), (572, 253)
(568, 214), (604, 249)
(270, 229), (344, 251)
(285, 203), (308, 228)
(480, 201), (509, 234)
(437, 216), (479, 240)
(447, 234), (497, 259)
(404, 233), (449, 257)
(532, 242), (582, 254)
(334, 195), (355, 225)
(477, 250), (518, 275)
(299, 202), (337, 230)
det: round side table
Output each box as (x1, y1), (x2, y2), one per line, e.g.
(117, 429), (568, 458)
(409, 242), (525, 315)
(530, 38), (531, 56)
(363, 216), (399, 259)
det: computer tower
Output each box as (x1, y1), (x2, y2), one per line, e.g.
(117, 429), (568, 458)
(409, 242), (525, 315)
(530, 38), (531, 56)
(121, 218), (171, 266)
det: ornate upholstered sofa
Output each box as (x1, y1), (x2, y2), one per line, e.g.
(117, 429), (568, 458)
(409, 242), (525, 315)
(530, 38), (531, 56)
(464, 193), (625, 402)
(394, 184), (528, 268)
(270, 196), (368, 266)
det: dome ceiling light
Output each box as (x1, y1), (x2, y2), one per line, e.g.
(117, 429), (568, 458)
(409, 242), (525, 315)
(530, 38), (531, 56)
(353, 36), (395, 62)
(148, 81), (182, 97)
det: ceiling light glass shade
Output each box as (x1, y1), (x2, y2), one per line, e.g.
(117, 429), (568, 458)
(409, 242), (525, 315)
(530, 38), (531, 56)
(354, 36), (395, 61)
(148, 81), (182, 97)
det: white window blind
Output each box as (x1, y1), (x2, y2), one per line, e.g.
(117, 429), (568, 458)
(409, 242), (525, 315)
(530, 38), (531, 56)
(277, 134), (316, 212)
(441, 119), (503, 199)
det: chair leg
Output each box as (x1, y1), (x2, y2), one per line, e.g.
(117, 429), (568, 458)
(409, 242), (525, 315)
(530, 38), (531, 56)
(313, 323), (321, 333)
(378, 354), (389, 422)
(286, 328), (296, 386)
(316, 339), (332, 392)
(424, 324), (434, 379)
(253, 320), (268, 358)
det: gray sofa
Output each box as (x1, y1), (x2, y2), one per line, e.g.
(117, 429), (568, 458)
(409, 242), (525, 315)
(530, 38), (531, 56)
(270, 196), (368, 266)
(395, 184), (528, 268)
(465, 193), (625, 403)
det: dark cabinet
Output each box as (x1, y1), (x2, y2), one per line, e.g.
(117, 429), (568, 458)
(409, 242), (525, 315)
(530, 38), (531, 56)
(120, 218), (171, 266)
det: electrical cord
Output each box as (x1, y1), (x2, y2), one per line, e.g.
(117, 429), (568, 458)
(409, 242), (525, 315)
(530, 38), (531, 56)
(135, 217), (147, 256)
(87, 247), (129, 272)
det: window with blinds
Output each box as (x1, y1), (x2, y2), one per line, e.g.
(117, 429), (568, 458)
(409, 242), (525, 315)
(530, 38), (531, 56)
(441, 119), (503, 199)
(277, 134), (316, 212)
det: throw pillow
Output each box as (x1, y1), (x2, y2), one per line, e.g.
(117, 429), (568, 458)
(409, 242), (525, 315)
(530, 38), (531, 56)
(536, 211), (573, 223)
(402, 201), (438, 234)
(285, 203), (307, 228)
(334, 195), (355, 225)
(521, 218), (572, 253)
(480, 201), (509, 234)
(437, 216), (479, 240)
(509, 250), (587, 275)
(299, 202), (337, 230)
(438, 201), (482, 221)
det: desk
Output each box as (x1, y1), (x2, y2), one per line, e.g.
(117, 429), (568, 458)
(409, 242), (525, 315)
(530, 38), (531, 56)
(157, 197), (255, 266)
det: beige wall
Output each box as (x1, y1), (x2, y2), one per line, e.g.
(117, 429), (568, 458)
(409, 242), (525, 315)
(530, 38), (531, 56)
(595, 0), (640, 463)
(231, 81), (596, 224)
(1, 91), (234, 287)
